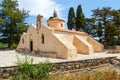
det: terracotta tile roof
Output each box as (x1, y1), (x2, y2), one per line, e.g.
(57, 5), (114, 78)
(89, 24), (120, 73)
(54, 29), (88, 35)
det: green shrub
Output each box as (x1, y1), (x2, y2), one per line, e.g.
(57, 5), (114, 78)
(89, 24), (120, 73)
(37, 60), (51, 79)
(0, 42), (8, 48)
(14, 56), (51, 80)
(17, 56), (36, 79)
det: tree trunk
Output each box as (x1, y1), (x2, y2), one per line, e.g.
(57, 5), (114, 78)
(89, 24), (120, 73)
(8, 31), (12, 48)
(105, 29), (108, 47)
(104, 17), (108, 47)
(8, 42), (12, 48)
(118, 36), (120, 45)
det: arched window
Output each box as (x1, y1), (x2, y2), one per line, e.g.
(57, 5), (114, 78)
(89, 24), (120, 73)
(30, 34), (32, 40)
(41, 34), (44, 44)
(48, 23), (50, 26)
(22, 38), (24, 44)
(61, 23), (63, 27)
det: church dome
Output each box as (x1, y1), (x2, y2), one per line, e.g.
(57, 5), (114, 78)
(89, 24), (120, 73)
(47, 17), (65, 30)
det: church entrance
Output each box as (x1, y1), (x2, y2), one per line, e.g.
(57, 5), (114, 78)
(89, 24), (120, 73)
(30, 41), (33, 52)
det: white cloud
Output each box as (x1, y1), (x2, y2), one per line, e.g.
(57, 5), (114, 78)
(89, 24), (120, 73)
(18, 0), (63, 19)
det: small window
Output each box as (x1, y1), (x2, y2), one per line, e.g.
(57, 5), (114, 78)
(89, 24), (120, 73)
(61, 23), (63, 27)
(22, 38), (24, 44)
(48, 23), (50, 26)
(41, 34), (44, 44)
(30, 34), (32, 40)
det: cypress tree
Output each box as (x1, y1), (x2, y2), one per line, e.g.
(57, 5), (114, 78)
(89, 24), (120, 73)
(49, 9), (58, 20)
(75, 5), (85, 31)
(53, 9), (58, 17)
(67, 7), (75, 30)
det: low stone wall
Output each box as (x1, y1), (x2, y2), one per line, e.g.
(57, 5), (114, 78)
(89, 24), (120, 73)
(51, 57), (117, 72)
(0, 57), (118, 78)
(108, 46), (120, 53)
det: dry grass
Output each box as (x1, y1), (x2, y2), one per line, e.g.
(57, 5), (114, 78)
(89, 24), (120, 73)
(0, 68), (120, 80)
(49, 69), (120, 80)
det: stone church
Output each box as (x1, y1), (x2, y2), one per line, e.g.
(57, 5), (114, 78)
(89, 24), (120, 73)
(17, 14), (104, 59)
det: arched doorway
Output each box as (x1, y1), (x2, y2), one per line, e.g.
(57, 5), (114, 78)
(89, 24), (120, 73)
(41, 34), (44, 44)
(29, 34), (33, 52)
(30, 40), (33, 52)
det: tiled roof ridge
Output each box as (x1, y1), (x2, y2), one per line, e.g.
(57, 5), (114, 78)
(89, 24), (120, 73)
(54, 29), (88, 35)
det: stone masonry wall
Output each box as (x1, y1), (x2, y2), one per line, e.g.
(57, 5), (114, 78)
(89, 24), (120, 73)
(0, 57), (117, 78)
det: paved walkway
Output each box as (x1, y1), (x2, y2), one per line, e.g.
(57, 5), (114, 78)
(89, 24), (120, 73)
(0, 50), (120, 67)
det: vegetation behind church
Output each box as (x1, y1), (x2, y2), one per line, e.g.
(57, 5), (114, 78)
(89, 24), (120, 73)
(0, 0), (120, 48)
(67, 5), (120, 47)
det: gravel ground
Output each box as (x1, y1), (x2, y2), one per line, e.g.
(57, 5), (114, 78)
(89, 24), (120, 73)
(0, 50), (120, 67)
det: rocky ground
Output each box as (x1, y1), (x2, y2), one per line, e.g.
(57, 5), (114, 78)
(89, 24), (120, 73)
(0, 50), (120, 67)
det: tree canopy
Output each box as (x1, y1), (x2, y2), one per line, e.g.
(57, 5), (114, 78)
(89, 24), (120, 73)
(91, 7), (120, 46)
(75, 5), (86, 31)
(0, 0), (29, 48)
(67, 5), (85, 31)
(67, 7), (75, 30)
(53, 9), (58, 17)
(67, 5), (120, 46)
(49, 10), (58, 20)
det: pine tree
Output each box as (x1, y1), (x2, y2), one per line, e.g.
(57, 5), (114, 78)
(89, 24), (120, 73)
(106, 23), (117, 46)
(75, 5), (85, 31)
(67, 7), (75, 30)
(85, 18), (96, 37)
(0, 0), (29, 48)
(92, 7), (120, 46)
(112, 10), (120, 45)
(92, 7), (112, 46)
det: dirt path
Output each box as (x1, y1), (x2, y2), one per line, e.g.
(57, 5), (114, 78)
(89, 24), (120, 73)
(0, 50), (120, 67)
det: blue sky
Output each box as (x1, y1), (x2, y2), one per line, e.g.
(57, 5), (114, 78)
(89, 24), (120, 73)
(0, 0), (120, 28)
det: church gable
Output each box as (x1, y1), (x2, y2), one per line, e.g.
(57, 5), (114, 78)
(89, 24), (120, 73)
(26, 24), (37, 35)
(39, 25), (52, 34)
